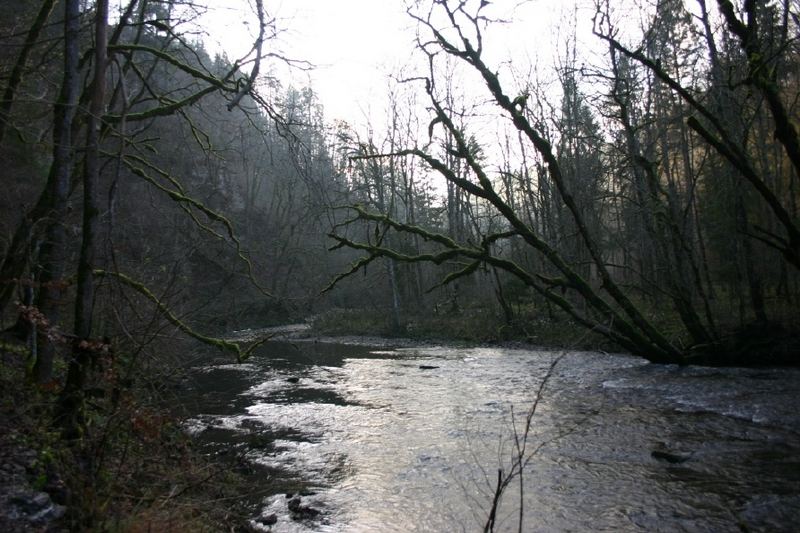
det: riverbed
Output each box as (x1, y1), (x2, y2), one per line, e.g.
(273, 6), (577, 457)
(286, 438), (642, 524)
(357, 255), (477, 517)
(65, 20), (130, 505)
(182, 334), (800, 532)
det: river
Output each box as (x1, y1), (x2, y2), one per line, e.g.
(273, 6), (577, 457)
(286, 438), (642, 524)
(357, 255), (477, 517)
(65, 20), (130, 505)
(182, 332), (800, 532)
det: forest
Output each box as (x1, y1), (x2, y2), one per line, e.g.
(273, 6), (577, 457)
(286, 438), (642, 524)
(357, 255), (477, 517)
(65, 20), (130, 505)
(1, 0), (799, 530)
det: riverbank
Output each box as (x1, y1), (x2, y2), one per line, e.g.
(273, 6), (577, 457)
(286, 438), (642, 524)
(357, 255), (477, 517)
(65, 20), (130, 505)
(300, 308), (800, 367)
(293, 308), (617, 353)
(0, 340), (255, 531)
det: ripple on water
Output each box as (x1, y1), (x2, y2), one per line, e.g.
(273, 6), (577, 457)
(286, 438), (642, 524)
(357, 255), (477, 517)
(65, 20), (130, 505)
(185, 341), (800, 532)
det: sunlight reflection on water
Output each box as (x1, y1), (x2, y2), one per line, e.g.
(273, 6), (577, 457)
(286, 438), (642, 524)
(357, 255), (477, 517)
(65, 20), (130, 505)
(185, 341), (800, 532)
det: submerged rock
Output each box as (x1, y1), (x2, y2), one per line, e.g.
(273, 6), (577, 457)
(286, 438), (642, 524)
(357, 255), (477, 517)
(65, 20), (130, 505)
(258, 513), (277, 527)
(651, 442), (693, 464)
(651, 450), (692, 463)
(243, 511), (279, 532)
(287, 495), (321, 520)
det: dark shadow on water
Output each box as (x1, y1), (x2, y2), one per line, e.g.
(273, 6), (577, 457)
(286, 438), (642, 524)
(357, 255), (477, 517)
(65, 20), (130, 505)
(249, 340), (402, 366)
(176, 339), (392, 516)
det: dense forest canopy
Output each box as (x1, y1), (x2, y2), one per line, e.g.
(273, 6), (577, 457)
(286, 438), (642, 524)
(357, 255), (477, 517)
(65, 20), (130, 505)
(0, 0), (798, 425)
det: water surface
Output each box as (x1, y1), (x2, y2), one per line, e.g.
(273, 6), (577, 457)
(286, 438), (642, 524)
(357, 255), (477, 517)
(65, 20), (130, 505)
(183, 338), (800, 532)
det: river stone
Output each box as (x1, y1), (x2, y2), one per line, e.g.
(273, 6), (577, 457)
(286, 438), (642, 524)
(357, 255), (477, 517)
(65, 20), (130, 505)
(10, 491), (50, 514)
(287, 496), (302, 512)
(287, 496), (320, 520)
(258, 513), (277, 526)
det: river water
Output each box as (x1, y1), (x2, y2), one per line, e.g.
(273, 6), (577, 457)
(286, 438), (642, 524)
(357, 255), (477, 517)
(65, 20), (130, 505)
(183, 334), (800, 532)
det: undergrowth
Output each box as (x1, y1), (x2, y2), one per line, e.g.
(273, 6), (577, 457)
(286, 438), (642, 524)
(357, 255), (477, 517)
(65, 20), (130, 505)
(310, 306), (615, 350)
(0, 338), (252, 532)
(311, 298), (800, 365)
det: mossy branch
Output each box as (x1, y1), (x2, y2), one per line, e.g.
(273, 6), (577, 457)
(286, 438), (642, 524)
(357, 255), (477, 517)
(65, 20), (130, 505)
(482, 230), (518, 248)
(94, 270), (270, 362)
(334, 204), (478, 251)
(328, 233), (465, 267)
(103, 43), (246, 124)
(326, 205), (667, 359)
(105, 85), (218, 124)
(121, 154), (275, 298)
(107, 44), (234, 89)
(0, 340), (30, 357)
(321, 255), (375, 294)
(426, 260), (481, 293)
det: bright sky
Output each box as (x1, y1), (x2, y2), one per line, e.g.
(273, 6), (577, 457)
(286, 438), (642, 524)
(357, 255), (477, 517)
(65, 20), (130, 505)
(195, 0), (609, 127)
(188, 0), (660, 197)
(199, 0), (418, 125)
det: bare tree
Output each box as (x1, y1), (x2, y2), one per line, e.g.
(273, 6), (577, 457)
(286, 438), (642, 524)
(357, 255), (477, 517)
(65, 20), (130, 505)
(330, 0), (682, 362)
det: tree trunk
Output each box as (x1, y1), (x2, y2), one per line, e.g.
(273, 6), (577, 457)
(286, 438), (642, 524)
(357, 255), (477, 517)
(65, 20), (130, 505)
(59, 0), (108, 436)
(31, 0), (81, 384)
(0, 0), (57, 145)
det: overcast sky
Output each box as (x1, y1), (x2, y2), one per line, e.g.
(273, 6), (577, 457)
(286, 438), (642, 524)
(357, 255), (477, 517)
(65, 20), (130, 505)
(134, 0), (663, 128)
(198, 0), (421, 124)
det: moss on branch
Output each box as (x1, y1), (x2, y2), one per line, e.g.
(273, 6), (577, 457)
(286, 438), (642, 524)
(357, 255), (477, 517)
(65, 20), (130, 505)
(93, 270), (271, 362)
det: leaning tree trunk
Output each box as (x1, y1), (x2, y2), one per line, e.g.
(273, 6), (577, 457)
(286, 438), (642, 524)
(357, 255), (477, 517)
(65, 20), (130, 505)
(0, 0), (57, 145)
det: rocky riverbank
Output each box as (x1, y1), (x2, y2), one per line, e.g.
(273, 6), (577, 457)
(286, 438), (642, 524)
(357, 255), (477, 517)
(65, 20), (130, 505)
(0, 436), (66, 532)
(0, 350), (67, 532)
